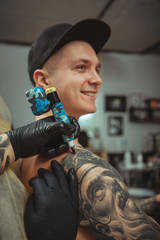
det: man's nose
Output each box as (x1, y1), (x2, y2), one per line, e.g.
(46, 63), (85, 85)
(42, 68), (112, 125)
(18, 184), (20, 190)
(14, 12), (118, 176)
(88, 71), (102, 85)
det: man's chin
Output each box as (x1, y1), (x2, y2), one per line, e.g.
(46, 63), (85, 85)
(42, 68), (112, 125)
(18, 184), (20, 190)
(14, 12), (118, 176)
(81, 109), (96, 116)
(88, 107), (97, 114)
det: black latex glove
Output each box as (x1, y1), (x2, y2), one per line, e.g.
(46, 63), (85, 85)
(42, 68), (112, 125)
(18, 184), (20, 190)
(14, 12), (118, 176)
(6, 116), (80, 160)
(68, 116), (80, 139)
(24, 160), (79, 240)
(46, 115), (80, 157)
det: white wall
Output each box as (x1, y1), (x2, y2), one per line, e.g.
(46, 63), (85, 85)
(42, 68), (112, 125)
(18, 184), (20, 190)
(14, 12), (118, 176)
(0, 43), (160, 154)
(0, 44), (34, 128)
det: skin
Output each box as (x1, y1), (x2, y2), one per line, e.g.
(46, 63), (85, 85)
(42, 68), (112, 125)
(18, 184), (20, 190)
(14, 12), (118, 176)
(1, 41), (159, 239)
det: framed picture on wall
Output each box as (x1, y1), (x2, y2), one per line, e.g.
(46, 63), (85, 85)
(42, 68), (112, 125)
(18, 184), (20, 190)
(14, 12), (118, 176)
(105, 95), (126, 112)
(108, 116), (124, 136)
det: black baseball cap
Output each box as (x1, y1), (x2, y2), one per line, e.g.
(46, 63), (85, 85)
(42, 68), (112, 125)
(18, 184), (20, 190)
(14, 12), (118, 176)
(28, 18), (111, 85)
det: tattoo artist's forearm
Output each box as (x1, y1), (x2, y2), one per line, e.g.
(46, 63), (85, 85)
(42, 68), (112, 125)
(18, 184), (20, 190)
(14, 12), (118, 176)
(61, 147), (160, 240)
(0, 134), (14, 173)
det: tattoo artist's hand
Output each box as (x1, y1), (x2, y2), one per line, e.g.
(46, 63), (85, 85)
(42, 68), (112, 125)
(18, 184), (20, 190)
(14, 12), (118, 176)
(24, 160), (79, 240)
(47, 115), (80, 156)
(6, 116), (80, 160)
(68, 115), (80, 139)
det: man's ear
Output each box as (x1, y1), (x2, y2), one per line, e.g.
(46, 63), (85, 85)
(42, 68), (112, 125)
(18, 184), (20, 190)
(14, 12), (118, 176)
(33, 69), (49, 88)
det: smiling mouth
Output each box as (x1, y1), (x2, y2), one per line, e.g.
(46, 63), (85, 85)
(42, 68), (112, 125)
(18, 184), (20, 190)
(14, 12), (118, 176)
(81, 91), (96, 97)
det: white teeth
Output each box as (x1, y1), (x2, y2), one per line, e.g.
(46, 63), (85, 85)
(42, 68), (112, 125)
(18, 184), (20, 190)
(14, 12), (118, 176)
(84, 92), (95, 96)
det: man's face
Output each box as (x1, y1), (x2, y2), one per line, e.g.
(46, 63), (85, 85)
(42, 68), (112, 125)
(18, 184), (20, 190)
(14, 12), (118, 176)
(46, 41), (102, 119)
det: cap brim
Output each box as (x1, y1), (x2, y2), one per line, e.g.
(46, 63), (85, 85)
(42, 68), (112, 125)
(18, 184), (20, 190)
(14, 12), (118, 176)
(53, 19), (111, 54)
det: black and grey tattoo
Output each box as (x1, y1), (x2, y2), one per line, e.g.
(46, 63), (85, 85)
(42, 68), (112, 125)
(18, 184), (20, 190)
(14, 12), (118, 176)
(135, 197), (159, 216)
(0, 135), (11, 173)
(61, 145), (160, 240)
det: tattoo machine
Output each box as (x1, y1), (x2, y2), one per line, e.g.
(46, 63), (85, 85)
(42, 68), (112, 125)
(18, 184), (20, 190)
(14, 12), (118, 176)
(25, 86), (75, 154)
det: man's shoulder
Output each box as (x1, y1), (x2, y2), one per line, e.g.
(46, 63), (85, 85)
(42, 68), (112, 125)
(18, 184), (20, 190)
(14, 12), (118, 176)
(61, 146), (124, 182)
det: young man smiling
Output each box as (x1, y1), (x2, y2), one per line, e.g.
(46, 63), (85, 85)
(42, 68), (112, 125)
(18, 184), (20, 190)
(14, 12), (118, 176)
(34, 41), (102, 119)
(4, 19), (160, 239)
(22, 19), (160, 239)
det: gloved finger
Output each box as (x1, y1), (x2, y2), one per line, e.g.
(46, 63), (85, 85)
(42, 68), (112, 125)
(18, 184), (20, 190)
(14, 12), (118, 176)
(41, 136), (69, 156)
(24, 195), (36, 239)
(40, 146), (56, 155)
(25, 194), (35, 215)
(48, 144), (69, 156)
(68, 116), (80, 138)
(29, 177), (49, 198)
(40, 135), (64, 154)
(49, 121), (75, 137)
(62, 122), (76, 137)
(67, 168), (79, 209)
(37, 168), (59, 189)
(51, 160), (70, 196)
(37, 117), (75, 138)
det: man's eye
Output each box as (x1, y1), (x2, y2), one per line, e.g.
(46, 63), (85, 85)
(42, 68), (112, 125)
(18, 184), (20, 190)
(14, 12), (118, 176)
(77, 65), (86, 70)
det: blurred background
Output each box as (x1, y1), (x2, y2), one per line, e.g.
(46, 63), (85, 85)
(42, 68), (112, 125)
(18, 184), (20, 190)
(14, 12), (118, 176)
(0, 0), (160, 202)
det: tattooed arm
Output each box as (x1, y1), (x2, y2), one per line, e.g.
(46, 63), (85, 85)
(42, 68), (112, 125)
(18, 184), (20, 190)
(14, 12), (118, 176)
(61, 146), (160, 240)
(0, 133), (15, 173)
(135, 194), (160, 216)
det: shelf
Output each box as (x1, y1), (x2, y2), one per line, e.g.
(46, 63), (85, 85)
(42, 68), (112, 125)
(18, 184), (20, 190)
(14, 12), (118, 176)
(129, 107), (160, 123)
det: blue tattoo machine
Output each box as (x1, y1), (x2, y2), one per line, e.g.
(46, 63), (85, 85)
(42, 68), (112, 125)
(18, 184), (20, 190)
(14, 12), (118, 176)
(25, 86), (75, 154)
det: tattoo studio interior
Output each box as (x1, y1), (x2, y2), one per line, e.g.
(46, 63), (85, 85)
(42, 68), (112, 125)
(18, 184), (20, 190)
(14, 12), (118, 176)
(0, 0), (160, 238)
